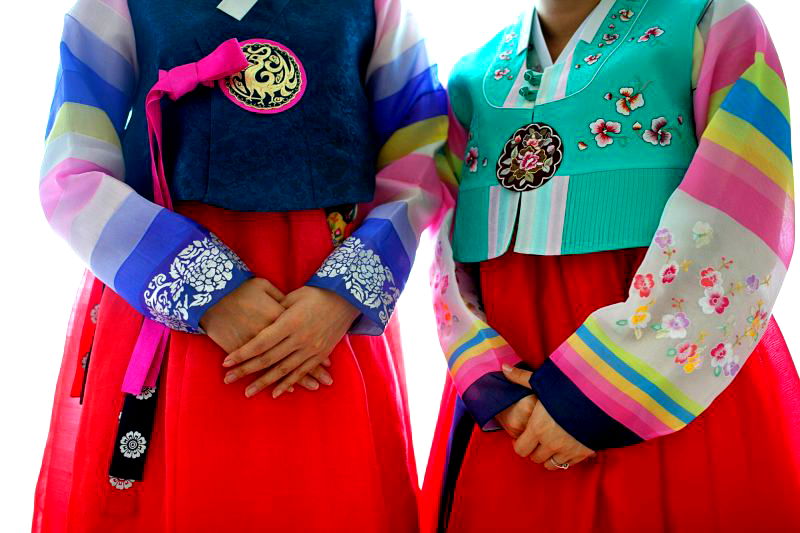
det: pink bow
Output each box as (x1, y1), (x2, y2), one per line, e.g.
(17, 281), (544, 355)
(145, 38), (248, 209)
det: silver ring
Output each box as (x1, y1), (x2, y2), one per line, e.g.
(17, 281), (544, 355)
(549, 457), (570, 470)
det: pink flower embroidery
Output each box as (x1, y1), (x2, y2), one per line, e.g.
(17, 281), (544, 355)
(619, 9), (634, 22)
(603, 33), (620, 45)
(433, 273), (450, 296)
(584, 54), (602, 65)
(654, 228), (673, 249)
(633, 273), (656, 298)
(499, 50), (512, 60)
(518, 151), (541, 171)
(643, 117), (672, 146)
(433, 300), (454, 334)
(699, 267), (722, 289)
(504, 32), (517, 43)
(639, 26), (665, 43)
(661, 262), (679, 284)
(466, 147), (479, 173)
(699, 287), (730, 315)
(616, 87), (645, 116)
(590, 119), (622, 147)
(661, 312), (691, 339)
(494, 68), (511, 80)
(710, 343), (733, 364)
(675, 342), (698, 364)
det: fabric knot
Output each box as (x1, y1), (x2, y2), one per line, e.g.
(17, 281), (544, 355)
(157, 39), (249, 101)
(159, 63), (202, 100)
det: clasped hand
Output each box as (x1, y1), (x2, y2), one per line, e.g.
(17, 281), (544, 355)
(200, 278), (359, 399)
(495, 364), (596, 471)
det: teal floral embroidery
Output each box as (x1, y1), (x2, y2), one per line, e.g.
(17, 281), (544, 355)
(494, 68), (511, 80)
(638, 26), (665, 43)
(642, 117), (672, 146)
(466, 147), (479, 173)
(589, 118), (622, 147)
(616, 87), (645, 115)
(584, 53), (602, 65)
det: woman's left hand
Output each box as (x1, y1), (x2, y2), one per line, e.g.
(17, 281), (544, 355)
(222, 286), (360, 398)
(502, 365), (596, 470)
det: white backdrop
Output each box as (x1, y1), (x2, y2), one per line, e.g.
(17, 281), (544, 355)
(0, 1), (796, 530)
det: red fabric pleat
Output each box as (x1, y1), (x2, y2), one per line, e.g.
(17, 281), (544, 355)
(34, 203), (419, 533)
(432, 249), (800, 532)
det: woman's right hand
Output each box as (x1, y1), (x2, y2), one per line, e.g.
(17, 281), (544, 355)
(199, 278), (332, 391)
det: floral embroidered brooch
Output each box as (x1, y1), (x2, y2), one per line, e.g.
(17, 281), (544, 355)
(496, 123), (564, 191)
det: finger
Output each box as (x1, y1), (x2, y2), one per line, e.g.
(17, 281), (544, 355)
(255, 278), (286, 302)
(272, 356), (325, 398)
(309, 365), (334, 386)
(543, 457), (565, 471)
(223, 319), (292, 367)
(246, 350), (314, 398)
(501, 419), (526, 440)
(513, 426), (540, 458)
(321, 358), (332, 368)
(297, 375), (320, 392)
(224, 338), (295, 384)
(530, 443), (557, 464)
(502, 364), (534, 390)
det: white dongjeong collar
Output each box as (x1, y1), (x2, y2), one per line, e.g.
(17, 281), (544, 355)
(217, 0), (259, 21)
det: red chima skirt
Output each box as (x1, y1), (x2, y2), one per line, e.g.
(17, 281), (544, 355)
(423, 248), (800, 532)
(34, 204), (419, 532)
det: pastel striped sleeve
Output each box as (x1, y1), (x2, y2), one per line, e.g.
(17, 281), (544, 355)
(307, 0), (449, 335)
(42, 0), (252, 334)
(427, 69), (535, 430)
(530, 0), (794, 450)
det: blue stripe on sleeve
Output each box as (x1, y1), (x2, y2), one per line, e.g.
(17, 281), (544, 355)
(371, 66), (446, 144)
(47, 42), (130, 137)
(722, 78), (792, 160)
(62, 14), (137, 98)
(575, 326), (696, 425)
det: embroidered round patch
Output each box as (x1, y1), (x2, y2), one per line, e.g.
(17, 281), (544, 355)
(496, 123), (564, 192)
(220, 39), (306, 114)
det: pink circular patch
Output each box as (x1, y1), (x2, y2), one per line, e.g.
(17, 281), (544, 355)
(219, 39), (307, 114)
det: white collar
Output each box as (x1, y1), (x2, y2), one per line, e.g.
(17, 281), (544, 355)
(217, 0), (259, 21)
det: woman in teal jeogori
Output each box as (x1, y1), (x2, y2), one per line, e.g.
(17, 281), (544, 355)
(422, 0), (800, 530)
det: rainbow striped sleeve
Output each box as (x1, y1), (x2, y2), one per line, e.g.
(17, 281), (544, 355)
(428, 88), (533, 429)
(531, 0), (794, 449)
(42, 0), (252, 334)
(308, 0), (449, 335)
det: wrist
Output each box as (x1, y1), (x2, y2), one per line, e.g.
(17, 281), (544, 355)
(311, 285), (361, 321)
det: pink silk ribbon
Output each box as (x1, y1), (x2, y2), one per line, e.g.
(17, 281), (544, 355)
(121, 39), (250, 395)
